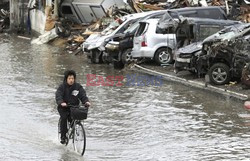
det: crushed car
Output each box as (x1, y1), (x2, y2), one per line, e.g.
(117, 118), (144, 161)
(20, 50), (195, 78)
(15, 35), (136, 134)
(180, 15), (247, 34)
(83, 11), (163, 63)
(131, 6), (228, 65)
(201, 23), (250, 85)
(103, 10), (168, 68)
(174, 17), (241, 74)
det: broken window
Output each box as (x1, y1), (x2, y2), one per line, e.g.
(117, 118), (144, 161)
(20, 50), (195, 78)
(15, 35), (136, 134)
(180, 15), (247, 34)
(135, 23), (148, 37)
(199, 25), (220, 40)
(62, 6), (73, 14)
(156, 26), (175, 34)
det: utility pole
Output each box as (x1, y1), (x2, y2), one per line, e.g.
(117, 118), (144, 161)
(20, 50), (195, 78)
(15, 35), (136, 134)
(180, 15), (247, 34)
(9, 0), (16, 31)
(9, 0), (28, 32)
(53, 0), (59, 19)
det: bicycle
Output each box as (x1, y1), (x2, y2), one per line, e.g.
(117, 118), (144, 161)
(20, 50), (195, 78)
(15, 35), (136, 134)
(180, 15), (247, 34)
(58, 105), (89, 156)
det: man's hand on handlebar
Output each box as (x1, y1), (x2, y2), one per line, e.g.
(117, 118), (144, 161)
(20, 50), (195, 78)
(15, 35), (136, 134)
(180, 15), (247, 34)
(84, 102), (91, 108)
(61, 102), (67, 107)
(60, 102), (91, 108)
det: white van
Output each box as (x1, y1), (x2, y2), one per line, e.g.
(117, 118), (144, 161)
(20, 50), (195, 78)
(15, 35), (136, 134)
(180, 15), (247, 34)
(132, 18), (176, 65)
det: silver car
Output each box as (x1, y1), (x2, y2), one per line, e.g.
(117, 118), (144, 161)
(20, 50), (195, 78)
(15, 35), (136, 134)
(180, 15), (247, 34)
(83, 11), (165, 64)
(132, 18), (176, 65)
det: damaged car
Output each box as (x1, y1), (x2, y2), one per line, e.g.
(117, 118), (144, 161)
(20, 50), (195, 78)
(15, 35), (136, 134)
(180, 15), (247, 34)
(131, 18), (176, 65)
(174, 18), (240, 74)
(201, 23), (250, 85)
(83, 11), (163, 63)
(157, 6), (227, 33)
(103, 10), (168, 68)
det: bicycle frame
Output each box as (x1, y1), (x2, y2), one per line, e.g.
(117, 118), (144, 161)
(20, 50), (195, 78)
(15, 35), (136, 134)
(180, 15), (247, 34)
(58, 104), (88, 155)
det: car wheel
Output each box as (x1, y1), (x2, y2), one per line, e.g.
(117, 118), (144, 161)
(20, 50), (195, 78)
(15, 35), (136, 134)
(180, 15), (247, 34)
(121, 48), (133, 64)
(154, 48), (173, 65)
(209, 63), (231, 85)
(101, 53), (109, 64)
(90, 49), (101, 64)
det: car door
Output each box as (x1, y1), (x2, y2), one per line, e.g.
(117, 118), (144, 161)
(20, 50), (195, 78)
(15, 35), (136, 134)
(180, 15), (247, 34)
(133, 22), (149, 51)
(198, 24), (221, 41)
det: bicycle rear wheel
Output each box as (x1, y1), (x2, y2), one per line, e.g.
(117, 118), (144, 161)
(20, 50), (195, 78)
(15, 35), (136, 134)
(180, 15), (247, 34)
(73, 122), (86, 155)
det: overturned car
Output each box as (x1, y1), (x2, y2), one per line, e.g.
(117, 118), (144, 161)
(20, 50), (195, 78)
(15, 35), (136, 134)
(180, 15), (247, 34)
(201, 23), (250, 85)
(174, 17), (241, 74)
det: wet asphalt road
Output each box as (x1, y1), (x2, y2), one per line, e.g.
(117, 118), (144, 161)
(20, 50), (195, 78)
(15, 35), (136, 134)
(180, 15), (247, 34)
(1, 34), (250, 161)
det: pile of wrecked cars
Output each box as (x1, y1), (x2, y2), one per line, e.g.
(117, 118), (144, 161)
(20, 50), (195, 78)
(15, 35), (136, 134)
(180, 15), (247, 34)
(82, 5), (250, 86)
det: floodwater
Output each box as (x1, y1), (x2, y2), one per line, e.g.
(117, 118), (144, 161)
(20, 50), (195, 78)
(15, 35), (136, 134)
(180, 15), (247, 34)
(1, 34), (250, 161)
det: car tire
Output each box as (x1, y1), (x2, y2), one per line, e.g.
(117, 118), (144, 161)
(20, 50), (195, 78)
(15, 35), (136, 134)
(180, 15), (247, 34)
(154, 48), (173, 65)
(101, 53), (109, 64)
(90, 49), (102, 64)
(121, 48), (133, 65)
(208, 63), (231, 85)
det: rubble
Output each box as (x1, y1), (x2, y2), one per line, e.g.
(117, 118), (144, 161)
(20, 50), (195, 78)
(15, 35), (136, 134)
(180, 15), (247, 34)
(0, 2), (9, 33)
(51, 0), (249, 55)
(31, 28), (58, 45)
(45, 6), (56, 31)
(125, 0), (250, 23)
(241, 63), (250, 89)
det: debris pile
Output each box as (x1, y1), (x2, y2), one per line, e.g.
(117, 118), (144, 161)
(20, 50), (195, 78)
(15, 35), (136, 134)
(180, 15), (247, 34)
(0, 2), (9, 33)
(127, 0), (250, 22)
(51, 5), (132, 54)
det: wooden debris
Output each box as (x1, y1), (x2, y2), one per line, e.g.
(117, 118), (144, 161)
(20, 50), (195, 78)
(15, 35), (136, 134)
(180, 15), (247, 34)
(45, 6), (55, 31)
(73, 35), (84, 43)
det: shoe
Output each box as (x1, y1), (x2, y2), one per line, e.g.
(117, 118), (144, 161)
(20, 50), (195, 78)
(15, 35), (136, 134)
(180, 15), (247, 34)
(60, 136), (67, 144)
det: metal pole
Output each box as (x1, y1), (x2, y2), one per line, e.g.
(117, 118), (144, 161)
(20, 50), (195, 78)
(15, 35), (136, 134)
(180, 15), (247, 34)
(9, 0), (14, 30)
(53, 0), (58, 19)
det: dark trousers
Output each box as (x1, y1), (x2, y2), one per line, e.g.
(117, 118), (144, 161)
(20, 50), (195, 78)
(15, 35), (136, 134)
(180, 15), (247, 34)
(58, 106), (70, 139)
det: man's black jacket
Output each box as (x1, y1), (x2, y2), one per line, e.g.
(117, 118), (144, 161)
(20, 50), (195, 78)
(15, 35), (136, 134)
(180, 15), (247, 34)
(55, 82), (89, 107)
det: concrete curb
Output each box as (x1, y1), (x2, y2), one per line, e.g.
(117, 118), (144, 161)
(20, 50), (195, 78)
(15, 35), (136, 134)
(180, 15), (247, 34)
(132, 64), (249, 102)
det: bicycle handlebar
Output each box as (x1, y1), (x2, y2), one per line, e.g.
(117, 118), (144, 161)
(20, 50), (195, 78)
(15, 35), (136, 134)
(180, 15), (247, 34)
(67, 104), (90, 108)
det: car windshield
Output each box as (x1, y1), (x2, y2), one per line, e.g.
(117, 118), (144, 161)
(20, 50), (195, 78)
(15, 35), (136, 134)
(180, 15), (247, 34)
(124, 21), (140, 34)
(159, 11), (172, 22)
(101, 17), (127, 36)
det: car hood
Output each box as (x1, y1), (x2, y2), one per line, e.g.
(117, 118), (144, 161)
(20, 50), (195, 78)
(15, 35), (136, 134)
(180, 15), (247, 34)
(84, 33), (102, 44)
(84, 34), (109, 45)
(178, 42), (203, 54)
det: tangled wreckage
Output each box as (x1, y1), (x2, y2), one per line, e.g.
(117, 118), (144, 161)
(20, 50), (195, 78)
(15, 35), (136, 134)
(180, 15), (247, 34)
(202, 23), (250, 85)
(0, 1), (9, 33)
(174, 22), (250, 85)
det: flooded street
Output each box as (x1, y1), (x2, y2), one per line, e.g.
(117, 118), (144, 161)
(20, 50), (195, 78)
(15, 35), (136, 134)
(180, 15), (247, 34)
(1, 34), (250, 161)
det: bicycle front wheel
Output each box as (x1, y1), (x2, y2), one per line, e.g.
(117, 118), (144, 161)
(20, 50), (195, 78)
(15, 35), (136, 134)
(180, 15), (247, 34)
(73, 122), (86, 155)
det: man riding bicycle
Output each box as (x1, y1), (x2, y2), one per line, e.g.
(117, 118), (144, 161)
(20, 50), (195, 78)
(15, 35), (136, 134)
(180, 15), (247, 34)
(56, 70), (91, 144)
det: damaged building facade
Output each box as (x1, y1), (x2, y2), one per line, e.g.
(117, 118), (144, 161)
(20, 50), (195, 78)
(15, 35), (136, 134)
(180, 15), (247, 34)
(7, 0), (126, 34)
(8, 0), (56, 34)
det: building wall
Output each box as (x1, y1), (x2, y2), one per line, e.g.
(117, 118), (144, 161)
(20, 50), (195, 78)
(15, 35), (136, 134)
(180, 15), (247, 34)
(29, 9), (46, 34)
(10, 0), (53, 34)
(28, 0), (52, 34)
(9, 0), (29, 31)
